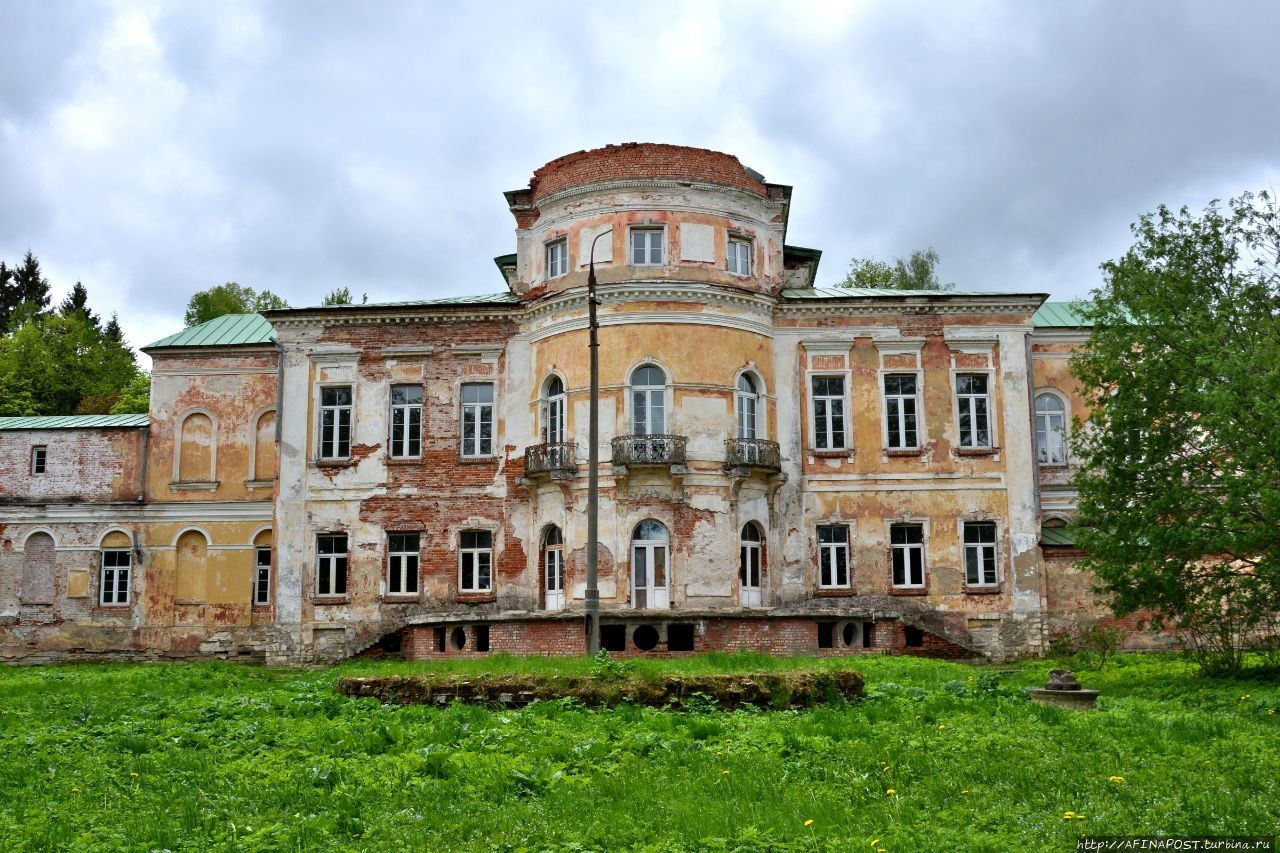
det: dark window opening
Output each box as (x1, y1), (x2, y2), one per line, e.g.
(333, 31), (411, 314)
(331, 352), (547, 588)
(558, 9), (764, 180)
(434, 626), (446, 652)
(601, 624), (627, 652)
(633, 624), (659, 652)
(817, 622), (834, 649)
(667, 623), (695, 652)
(904, 626), (924, 648)
(862, 621), (874, 649)
(841, 621), (856, 648)
(474, 625), (490, 653)
(450, 626), (467, 651)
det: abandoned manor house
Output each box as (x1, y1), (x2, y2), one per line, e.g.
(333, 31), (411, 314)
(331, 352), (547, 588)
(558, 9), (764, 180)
(1, 143), (1108, 665)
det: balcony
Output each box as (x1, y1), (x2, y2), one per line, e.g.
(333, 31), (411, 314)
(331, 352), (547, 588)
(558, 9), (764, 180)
(611, 434), (687, 467)
(724, 438), (782, 473)
(524, 441), (577, 478)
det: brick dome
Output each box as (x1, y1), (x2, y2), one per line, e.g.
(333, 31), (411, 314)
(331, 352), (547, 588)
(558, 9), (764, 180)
(528, 143), (767, 201)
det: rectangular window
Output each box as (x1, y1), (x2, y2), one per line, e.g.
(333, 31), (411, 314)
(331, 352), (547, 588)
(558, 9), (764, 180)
(817, 525), (850, 588)
(811, 376), (846, 450)
(963, 522), (998, 586)
(253, 545), (272, 605)
(100, 549), (131, 605)
(956, 374), (991, 448)
(31, 445), (46, 475)
(884, 374), (919, 449)
(630, 228), (664, 266)
(546, 239), (568, 279)
(389, 385), (423, 458)
(319, 386), (352, 459)
(460, 383), (494, 457)
(316, 534), (348, 596)
(890, 524), (925, 588)
(727, 238), (751, 275)
(387, 532), (420, 595)
(459, 530), (493, 593)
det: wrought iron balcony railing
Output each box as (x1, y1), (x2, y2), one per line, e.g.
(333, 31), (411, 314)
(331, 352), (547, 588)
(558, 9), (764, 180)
(611, 434), (687, 467)
(524, 441), (577, 477)
(724, 438), (782, 472)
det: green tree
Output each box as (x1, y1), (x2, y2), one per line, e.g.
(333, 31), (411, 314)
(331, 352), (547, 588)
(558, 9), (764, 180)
(110, 371), (151, 415)
(838, 248), (954, 291)
(0, 251), (54, 333)
(1071, 190), (1280, 673)
(183, 282), (290, 326)
(321, 286), (368, 306)
(59, 282), (100, 328)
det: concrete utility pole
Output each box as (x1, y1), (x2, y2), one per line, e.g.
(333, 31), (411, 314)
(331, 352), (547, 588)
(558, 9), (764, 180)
(584, 229), (610, 657)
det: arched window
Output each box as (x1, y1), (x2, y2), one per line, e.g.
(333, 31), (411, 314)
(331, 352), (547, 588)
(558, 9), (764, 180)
(736, 373), (760, 440)
(175, 530), (209, 605)
(541, 376), (566, 445)
(1035, 393), (1067, 464)
(253, 530), (273, 606)
(631, 365), (667, 436)
(543, 525), (565, 611)
(251, 410), (277, 481)
(631, 520), (670, 609)
(175, 411), (215, 484)
(739, 523), (763, 607)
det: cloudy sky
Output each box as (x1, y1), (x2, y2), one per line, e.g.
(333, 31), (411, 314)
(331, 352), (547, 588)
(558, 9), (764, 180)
(2, 1), (1277, 364)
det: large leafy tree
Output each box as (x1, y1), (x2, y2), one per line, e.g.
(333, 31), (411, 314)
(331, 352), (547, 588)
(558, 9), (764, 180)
(1072, 191), (1280, 673)
(0, 250), (53, 333)
(838, 247), (954, 291)
(184, 282), (290, 327)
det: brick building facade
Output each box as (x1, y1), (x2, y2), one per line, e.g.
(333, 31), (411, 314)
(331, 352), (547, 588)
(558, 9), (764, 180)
(1, 143), (1107, 664)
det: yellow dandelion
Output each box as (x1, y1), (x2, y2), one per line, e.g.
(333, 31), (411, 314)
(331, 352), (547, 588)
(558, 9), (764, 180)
(1063, 811), (1075, 820)
(1241, 695), (1250, 701)
(882, 765), (892, 773)
(71, 787), (80, 794)
(1108, 775), (1124, 784)
(961, 790), (970, 795)
(871, 840), (881, 848)
(886, 788), (896, 795)
(721, 770), (730, 776)
(804, 819), (814, 827)
(938, 724), (946, 729)
(1075, 814), (1087, 820)
(130, 772), (139, 778)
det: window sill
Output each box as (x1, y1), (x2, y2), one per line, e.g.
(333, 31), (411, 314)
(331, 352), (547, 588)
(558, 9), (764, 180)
(963, 584), (1003, 596)
(458, 456), (498, 465)
(171, 481), (218, 491)
(456, 592), (496, 604)
(889, 586), (929, 596)
(815, 587), (854, 597)
(383, 594), (421, 603)
(173, 598), (205, 606)
(1037, 462), (1070, 470)
(810, 449), (853, 459)
(311, 595), (349, 605)
(386, 457), (423, 466)
(314, 459), (354, 469)
(251, 603), (272, 611)
(246, 479), (275, 489)
(954, 447), (998, 457)
(884, 448), (924, 457)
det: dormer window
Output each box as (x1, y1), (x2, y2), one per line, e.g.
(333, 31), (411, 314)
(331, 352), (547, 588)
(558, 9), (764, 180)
(546, 238), (568, 279)
(630, 228), (664, 266)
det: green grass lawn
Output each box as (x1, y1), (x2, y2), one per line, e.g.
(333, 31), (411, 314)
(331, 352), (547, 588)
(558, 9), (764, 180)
(0, 653), (1275, 852)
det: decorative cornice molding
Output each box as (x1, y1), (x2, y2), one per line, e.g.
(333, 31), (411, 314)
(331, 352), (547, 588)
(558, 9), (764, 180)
(776, 299), (1043, 318)
(534, 178), (785, 214)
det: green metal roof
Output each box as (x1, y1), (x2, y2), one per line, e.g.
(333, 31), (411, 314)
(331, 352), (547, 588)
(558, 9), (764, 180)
(1040, 525), (1078, 547)
(144, 313), (276, 350)
(0, 414), (149, 431)
(1033, 301), (1093, 328)
(781, 286), (1026, 299)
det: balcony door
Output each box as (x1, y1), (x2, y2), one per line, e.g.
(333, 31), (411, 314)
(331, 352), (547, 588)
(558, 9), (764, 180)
(543, 525), (565, 611)
(631, 365), (667, 436)
(739, 523), (762, 607)
(630, 520), (669, 609)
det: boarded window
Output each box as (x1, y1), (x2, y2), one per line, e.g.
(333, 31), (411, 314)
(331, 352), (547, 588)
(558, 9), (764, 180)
(175, 530), (208, 603)
(21, 532), (56, 605)
(253, 411), (277, 480)
(177, 413), (214, 482)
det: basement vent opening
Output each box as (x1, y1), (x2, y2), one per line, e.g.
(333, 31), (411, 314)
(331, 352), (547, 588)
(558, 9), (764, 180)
(904, 626), (924, 648)
(434, 627), (446, 653)
(862, 621), (873, 649)
(667, 623), (695, 652)
(474, 625), (490, 653)
(633, 624), (659, 652)
(450, 627), (467, 651)
(817, 622), (834, 649)
(841, 621), (856, 648)
(600, 624), (626, 652)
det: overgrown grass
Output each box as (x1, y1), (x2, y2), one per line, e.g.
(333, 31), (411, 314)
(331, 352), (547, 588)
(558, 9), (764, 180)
(0, 654), (1276, 851)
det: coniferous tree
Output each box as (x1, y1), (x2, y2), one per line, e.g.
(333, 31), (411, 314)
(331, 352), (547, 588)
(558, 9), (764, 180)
(59, 282), (100, 327)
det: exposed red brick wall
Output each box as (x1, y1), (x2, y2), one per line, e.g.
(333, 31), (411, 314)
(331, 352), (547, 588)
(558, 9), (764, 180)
(0, 428), (145, 503)
(528, 143), (767, 201)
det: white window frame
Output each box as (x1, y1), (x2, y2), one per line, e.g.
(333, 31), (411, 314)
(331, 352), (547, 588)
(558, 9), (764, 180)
(630, 227), (665, 266)
(736, 372), (761, 440)
(963, 521), (999, 587)
(727, 237), (751, 276)
(387, 532), (420, 596)
(630, 520), (670, 609)
(883, 373), (921, 450)
(739, 522), (763, 607)
(546, 238), (568, 279)
(1035, 390), (1068, 465)
(810, 374), (848, 451)
(540, 375), (566, 445)
(389, 385), (423, 458)
(316, 533), (348, 596)
(817, 524), (850, 589)
(630, 364), (668, 436)
(253, 544), (272, 606)
(460, 382), (495, 458)
(543, 526), (564, 610)
(459, 530), (493, 593)
(31, 445), (46, 475)
(99, 548), (131, 606)
(955, 372), (993, 449)
(890, 523), (925, 589)
(318, 386), (353, 460)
